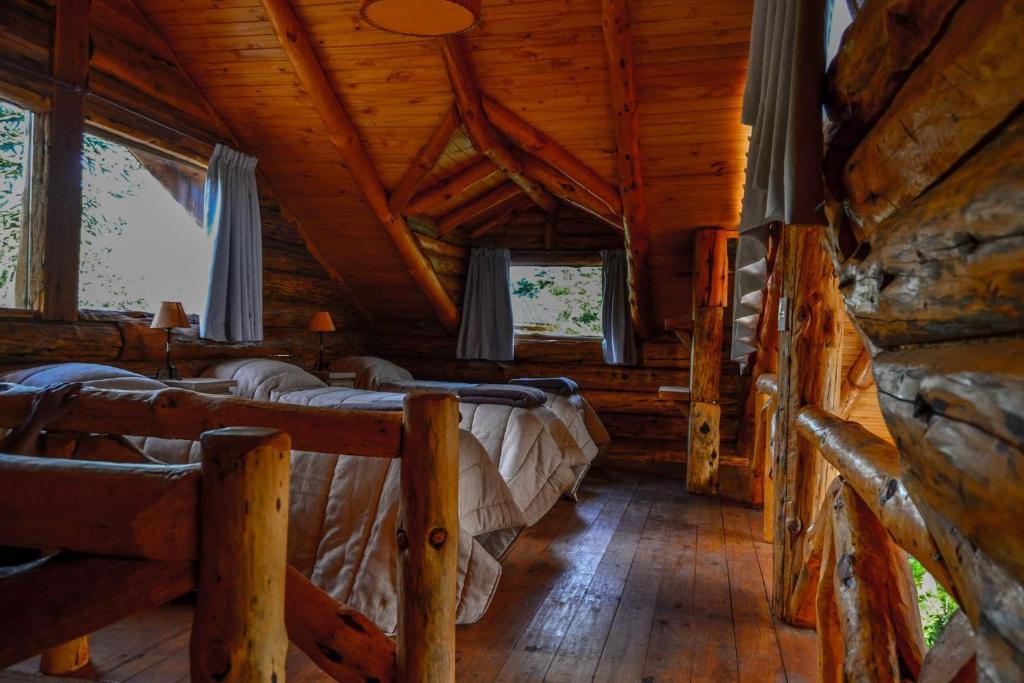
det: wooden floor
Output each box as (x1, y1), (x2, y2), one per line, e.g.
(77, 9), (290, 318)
(2, 465), (816, 683)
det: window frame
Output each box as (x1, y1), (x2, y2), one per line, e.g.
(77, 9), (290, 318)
(508, 250), (604, 341)
(0, 74), (214, 320)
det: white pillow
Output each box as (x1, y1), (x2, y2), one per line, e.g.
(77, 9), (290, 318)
(1, 363), (167, 391)
(333, 356), (414, 391)
(202, 358), (325, 401)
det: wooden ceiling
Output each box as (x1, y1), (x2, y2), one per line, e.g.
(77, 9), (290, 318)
(136, 0), (752, 335)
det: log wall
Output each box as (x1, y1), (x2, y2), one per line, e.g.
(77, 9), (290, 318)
(378, 334), (743, 470)
(825, 0), (1024, 677)
(0, 0), (374, 375)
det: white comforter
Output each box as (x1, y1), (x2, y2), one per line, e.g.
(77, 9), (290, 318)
(3, 362), (521, 634)
(335, 356), (610, 488)
(208, 358), (586, 526)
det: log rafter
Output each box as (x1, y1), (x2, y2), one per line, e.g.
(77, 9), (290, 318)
(601, 0), (653, 339)
(439, 36), (557, 214)
(469, 196), (535, 240)
(388, 105), (461, 216)
(437, 183), (524, 236)
(257, 0), (459, 333)
(407, 155), (503, 216)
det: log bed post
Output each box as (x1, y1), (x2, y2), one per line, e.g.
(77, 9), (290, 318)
(771, 225), (843, 624)
(686, 227), (728, 494)
(191, 427), (291, 683)
(397, 392), (459, 683)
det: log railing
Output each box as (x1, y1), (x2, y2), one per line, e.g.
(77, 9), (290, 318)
(787, 404), (979, 682)
(0, 384), (460, 683)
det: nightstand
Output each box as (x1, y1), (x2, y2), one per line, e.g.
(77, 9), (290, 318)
(164, 378), (239, 395)
(313, 371), (356, 388)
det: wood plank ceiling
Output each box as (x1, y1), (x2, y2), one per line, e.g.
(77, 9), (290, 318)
(137, 0), (752, 335)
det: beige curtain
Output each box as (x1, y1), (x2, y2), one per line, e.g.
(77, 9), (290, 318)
(731, 0), (830, 362)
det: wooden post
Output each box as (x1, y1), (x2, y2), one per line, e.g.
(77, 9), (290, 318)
(397, 392), (459, 683)
(601, 0), (652, 339)
(738, 228), (781, 504)
(771, 225), (844, 624)
(686, 228), (728, 494)
(36, 0), (89, 320)
(191, 428), (290, 683)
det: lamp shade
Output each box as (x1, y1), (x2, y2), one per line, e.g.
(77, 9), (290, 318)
(151, 301), (189, 329)
(308, 311), (336, 333)
(360, 0), (481, 37)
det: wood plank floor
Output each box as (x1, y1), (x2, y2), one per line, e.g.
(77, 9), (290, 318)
(2, 465), (816, 683)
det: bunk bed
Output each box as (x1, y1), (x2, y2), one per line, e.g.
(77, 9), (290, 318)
(0, 379), (466, 681)
(201, 358), (590, 525)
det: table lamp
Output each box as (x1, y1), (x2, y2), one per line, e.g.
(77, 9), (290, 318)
(309, 311), (336, 372)
(151, 301), (190, 380)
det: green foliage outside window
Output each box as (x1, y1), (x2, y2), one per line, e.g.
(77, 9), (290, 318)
(909, 556), (958, 647)
(0, 100), (27, 306)
(510, 265), (602, 337)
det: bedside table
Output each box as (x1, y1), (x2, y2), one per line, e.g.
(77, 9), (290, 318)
(313, 371), (356, 388)
(164, 378), (239, 395)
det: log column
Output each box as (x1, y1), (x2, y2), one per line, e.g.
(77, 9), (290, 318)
(686, 228), (728, 494)
(191, 427), (291, 683)
(771, 225), (843, 623)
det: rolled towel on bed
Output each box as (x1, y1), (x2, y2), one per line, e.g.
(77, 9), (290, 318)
(456, 384), (547, 408)
(509, 376), (580, 396)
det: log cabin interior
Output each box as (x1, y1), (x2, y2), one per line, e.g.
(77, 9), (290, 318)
(0, 0), (1019, 681)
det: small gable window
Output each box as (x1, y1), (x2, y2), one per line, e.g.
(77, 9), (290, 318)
(509, 256), (602, 338)
(79, 131), (212, 315)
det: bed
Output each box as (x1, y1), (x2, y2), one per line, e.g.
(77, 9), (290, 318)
(202, 358), (587, 526)
(1, 362), (526, 635)
(335, 356), (611, 490)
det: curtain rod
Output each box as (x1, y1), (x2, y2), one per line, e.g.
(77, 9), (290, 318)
(0, 56), (223, 156)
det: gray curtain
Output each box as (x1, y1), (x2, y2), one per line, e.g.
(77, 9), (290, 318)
(731, 0), (829, 362)
(201, 144), (264, 343)
(456, 248), (514, 361)
(601, 249), (637, 366)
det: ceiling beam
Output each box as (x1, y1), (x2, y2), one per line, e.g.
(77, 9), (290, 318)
(470, 197), (535, 240)
(387, 105), (460, 216)
(406, 156), (503, 216)
(259, 0), (458, 333)
(439, 36), (558, 214)
(602, 0), (653, 340)
(481, 95), (623, 218)
(517, 153), (623, 230)
(437, 183), (525, 236)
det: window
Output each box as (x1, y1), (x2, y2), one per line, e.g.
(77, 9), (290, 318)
(0, 99), (31, 309)
(510, 264), (602, 337)
(79, 132), (212, 315)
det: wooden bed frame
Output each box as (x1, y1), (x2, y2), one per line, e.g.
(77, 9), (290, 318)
(0, 383), (460, 682)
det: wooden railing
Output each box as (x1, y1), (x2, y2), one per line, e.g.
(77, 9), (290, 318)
(783, 403), (977, 682)
(0, 383), (460, 683)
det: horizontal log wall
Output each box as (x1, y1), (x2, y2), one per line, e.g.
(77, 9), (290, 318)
(0, 0), (374, 375)
(826, 0), (1024, 677)
(378, 334), (743, 470)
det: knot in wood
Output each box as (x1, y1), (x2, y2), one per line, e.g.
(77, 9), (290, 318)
(786, 518), (802, 534)
(396, 529), (408, 551)
(429, 527), (448, 549)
